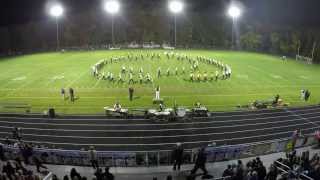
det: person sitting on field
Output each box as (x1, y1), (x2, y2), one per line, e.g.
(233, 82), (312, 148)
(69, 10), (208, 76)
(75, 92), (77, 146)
(195, 102), (201, 108)
(113, 102), (122, 112)
(273, 94), (280, 105)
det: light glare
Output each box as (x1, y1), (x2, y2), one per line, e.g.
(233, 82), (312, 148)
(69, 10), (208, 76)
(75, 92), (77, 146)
(50, 5), (63, 17)
(169, 1), (183, 14)
(104, 0), (120, 14)
(228, 6), (241, 18)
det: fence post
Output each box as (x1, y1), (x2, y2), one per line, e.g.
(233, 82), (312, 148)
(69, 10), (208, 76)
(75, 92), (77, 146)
(145, 152), (149, 166)
(157, 151), (160, 166)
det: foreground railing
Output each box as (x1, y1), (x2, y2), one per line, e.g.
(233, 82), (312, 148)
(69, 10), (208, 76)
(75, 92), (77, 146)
(43, 172), (53, 180)
(1, 135), (317, 167)
(275, 161), (314, 180)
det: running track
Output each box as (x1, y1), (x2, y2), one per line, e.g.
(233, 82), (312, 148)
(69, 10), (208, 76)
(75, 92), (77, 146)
(0, 105), (320, 151)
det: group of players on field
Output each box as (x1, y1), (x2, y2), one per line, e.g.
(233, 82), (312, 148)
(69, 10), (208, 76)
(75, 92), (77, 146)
(91, 52), (232, 84)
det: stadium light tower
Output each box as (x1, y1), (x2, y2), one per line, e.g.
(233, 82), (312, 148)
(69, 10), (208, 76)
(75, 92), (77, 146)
(169, 0), (184, 47)
(228, 5), (241, 49)
(49, 4), (64, 51)
(104, 0), (120, 46)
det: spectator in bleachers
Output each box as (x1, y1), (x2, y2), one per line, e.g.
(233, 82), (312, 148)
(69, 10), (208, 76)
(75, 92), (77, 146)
(2, 161), (15, 177)
(94, 168), (103, 180)
(103, 167), (114, 180)
(32, 156), (48, 173)
(265, 164), (278, 180)
(88, 146), (99, 169)
(235, 160), (244, 180)
(291, 129), (303, 151)
(172, 142), (184, 171)
(63, 175), (69, 180)
(315, 130), (320, 148)
(21, 143), (33, 165)
(70, 168), (81, 180)
(222, 165), (233, 178)
(4, 136), (12, 145)
(256, 161), (267, 180)
(0, 145), (4, 161)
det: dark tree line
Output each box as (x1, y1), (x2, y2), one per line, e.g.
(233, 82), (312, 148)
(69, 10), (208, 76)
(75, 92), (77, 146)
(0, 4), (319, 62)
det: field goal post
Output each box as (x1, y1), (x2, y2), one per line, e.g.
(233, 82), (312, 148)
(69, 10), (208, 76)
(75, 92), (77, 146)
(296, 41), (316, 64)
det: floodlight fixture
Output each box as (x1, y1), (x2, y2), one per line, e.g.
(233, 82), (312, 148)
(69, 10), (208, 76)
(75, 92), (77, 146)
(169, 0), (184, 14)
(228, 5), (241, 19)
(228, 5), (241, 49)
(50, 4), (64, 17)
(104, 0), (120, 15)
(49, 4), (64, 51)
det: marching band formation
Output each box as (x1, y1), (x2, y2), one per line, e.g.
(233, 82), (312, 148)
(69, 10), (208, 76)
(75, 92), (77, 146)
(91, 51), (232, 84)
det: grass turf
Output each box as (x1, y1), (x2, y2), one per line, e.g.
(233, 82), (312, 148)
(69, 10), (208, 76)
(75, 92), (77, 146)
(0, 49), (319, 114)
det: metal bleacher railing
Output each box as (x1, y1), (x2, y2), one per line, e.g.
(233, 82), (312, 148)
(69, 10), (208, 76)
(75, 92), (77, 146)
(1, 135), (317, 168)
(275, 160), (314, 180)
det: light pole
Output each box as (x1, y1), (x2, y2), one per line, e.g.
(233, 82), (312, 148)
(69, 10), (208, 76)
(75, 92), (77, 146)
(104, 0), (120, 46)
(169, 0), (183, 47)
(228, 5), (241, 49)
(49, 4), (64, 51)
(228, 5), (241, 48)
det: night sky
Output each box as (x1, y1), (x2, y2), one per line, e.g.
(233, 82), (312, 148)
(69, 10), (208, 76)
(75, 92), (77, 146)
(1, 0), (320, 27)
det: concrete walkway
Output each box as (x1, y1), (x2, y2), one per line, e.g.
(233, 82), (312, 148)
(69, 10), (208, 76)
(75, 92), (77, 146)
(32, 146), (319, 180)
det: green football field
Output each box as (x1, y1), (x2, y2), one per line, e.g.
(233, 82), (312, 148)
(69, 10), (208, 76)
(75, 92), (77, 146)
(0, 49), (319, 114)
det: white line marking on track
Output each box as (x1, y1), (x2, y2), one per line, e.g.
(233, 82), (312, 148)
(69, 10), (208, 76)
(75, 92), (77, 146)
(0, 121), (315, 138)
(285, 108), (320, 128)
(0, 127), (316, 148)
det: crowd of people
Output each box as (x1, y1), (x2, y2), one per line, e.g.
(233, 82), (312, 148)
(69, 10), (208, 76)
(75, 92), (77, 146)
(2, 126), (320, 180)
(59, 167), (114, 180)
(90, 51), (232, 84)
(275, 150), (320, 180)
